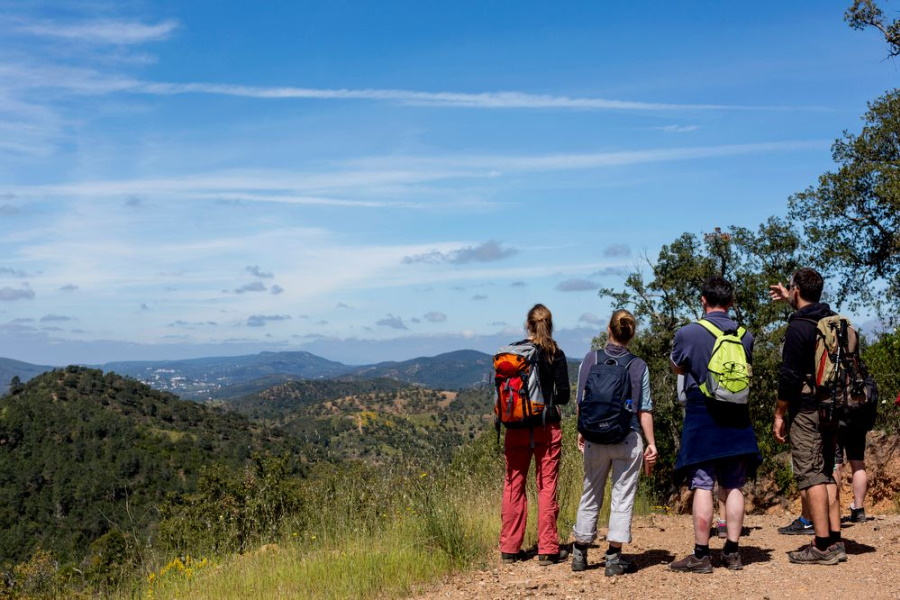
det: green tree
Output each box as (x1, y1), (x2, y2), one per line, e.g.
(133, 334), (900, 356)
(788, 89), (900, 317)
(846, 0), (900, 56)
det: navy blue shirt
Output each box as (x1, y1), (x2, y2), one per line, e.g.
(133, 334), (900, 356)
(670, 311), (761, 474)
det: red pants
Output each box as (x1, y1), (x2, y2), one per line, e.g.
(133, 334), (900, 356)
(499, 423), (562, 555)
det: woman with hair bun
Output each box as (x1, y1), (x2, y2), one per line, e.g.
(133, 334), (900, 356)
(498, 303), (571, 566)
(570, 309), (657, 575)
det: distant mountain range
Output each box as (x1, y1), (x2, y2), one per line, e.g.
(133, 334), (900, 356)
(0, 349), (496, 398)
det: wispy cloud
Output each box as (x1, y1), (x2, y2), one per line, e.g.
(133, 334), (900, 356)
(653, 124), (700, 134)
(128, 81), (808, 112)
(591, 266), (628, 277)
(376, 314), (407, 330)
(15, 19), (179, 45)
(58, 284), (79, 292)
(0, 267), (30, 278)
(227, 281), (268, 294)
(555, 278), (598, 292)
(39, 314), (74, 322)
(603, 244), (631, 258)
(403, 240), (518, 265)
(423, 311), (447, 323)
(246, 265), (274, 279)
(0, 287), (35, 301)
(247, 314), (291, 327)
(578, 313), (604, 325)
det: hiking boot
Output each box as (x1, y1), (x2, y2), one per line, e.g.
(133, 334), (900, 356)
(501, 550), (523, 564)
(538, 548), (570, 566)
(721, 550), (743, 570)
(570, 544), (588, 572)
(829, 541), (847, 562)
(778, 517), (814, 535)
(604, 552), (636, 576)
(787, 543), (840, 565)
(849, 506), (867, 523)
(669, 553), (713, 574)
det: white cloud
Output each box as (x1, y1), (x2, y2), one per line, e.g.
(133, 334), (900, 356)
(653, 124), (700, 134)
(15, 19), (179, 45)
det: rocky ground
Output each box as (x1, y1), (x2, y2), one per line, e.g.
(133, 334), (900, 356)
(412, 513), (900, 600)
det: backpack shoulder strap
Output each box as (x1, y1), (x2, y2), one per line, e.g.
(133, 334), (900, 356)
(696, 319), (723, 338)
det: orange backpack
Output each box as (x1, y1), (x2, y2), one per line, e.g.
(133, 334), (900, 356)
(493, 342), (546, 426)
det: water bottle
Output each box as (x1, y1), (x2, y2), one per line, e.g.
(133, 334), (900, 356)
(625, 398), (634, 412)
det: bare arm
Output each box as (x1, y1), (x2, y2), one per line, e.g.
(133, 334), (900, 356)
(773, 398), (789, 444)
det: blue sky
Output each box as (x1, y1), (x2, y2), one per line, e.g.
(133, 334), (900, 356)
(0, 0), (896, 366)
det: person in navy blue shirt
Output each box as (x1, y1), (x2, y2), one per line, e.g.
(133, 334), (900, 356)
(668, 276), (760, 573)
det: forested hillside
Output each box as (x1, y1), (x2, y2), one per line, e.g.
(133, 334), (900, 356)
(0, 367), (303, 564)
(226, 378), (494, 462)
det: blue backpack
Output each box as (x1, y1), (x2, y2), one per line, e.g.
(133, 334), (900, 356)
(577, 350), (636, 444)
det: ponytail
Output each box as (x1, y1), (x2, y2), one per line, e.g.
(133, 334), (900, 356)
(526, 303), (558, 361)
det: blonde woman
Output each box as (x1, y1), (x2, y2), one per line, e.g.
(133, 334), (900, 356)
(571, 309), (657, 575)
(499, 304), (571, 566)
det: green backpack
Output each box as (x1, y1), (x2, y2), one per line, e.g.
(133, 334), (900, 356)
(697, 319), (751, 404)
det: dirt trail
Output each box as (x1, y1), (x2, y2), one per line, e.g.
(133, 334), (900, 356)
(412, 513), (900, 600)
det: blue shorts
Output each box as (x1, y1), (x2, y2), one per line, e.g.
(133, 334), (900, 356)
(688, 458), (749, 491)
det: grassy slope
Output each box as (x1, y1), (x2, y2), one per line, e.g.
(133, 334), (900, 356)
(137, 418), (639, 600)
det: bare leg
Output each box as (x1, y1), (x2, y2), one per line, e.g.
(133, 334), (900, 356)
(806, 484), (830, 537)
(826, 482), (840, 533)
(849, 459), (867, 509)
(720, 487), (744, 542)
(693, 488), (713, 546)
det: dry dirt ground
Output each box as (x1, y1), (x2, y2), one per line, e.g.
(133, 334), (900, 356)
(412, 513), (900, 600)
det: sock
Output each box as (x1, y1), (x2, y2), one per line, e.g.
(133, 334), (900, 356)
(694, 544), (710, 558)
(830, 530), (842, 544)
(717, 519), (727, 528)
(814, 536), (831, 551)
(606, 545), (621, 556)
(798, 516), (811, 526)
(723, 540), (739, 554)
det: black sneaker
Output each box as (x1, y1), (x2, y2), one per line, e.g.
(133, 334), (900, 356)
(538, 548), (570, 566)
(849, 507), (867, 523)
(501, 551), (523, 564)
(778, 517), (813, 535)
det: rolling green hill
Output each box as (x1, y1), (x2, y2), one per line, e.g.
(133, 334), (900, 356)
(0, 366), (303, 564)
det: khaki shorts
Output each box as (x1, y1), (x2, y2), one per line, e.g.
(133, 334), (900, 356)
(787, 409), (836, 491)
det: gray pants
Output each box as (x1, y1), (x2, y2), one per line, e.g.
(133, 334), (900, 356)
(572, 430), (643, 544)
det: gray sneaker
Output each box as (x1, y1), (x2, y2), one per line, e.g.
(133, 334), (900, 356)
(721, 550), (743, 570)
(829, 541), (847, 562)
(604, 552), (636, 576)
(669, 553), (713, 574)
(787, 543), (840, 565)
(570, 544), (587, 572)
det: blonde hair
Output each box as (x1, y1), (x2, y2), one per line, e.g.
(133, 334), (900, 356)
(526, 303), (558, 360)
(608, 309), (637, 344)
